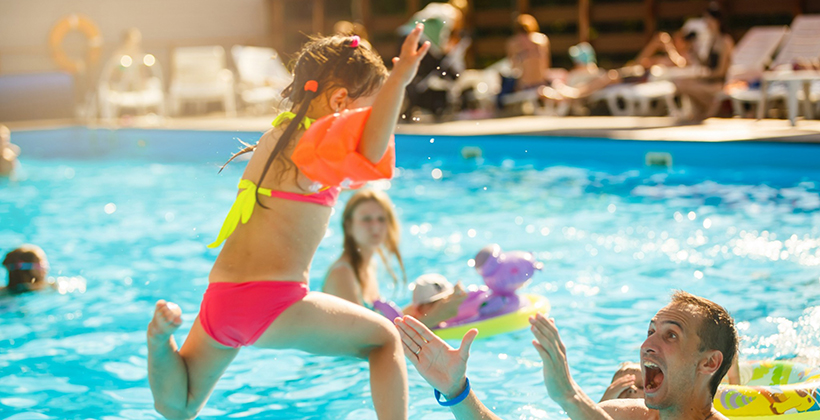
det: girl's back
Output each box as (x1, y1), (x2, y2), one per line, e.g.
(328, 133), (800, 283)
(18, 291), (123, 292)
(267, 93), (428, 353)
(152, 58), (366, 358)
(210, 126), (332, 284)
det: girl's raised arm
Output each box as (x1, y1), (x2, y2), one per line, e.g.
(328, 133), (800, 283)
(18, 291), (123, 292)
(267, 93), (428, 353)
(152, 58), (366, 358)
(358, 24), (430, 163)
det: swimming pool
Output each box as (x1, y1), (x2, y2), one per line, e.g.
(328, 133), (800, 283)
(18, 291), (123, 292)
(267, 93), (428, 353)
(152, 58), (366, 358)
(2, 127), (819, 419)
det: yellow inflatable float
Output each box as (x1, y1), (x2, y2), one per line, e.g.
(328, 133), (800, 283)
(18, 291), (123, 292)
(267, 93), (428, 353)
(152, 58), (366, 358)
(715, 361), (820, 420)
(433, 294), (551, 340)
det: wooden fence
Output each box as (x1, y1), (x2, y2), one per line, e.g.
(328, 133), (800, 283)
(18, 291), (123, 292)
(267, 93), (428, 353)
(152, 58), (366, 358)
(267, 0), (818, 69)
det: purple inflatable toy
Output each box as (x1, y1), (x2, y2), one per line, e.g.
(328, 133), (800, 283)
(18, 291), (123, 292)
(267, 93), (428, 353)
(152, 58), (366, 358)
(441, 244), (543, 327)
(374, 244), (546, 338)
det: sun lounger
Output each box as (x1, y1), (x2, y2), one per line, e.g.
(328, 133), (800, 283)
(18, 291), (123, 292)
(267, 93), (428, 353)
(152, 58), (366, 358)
(590, 80), (679, 117)
(769, 15), (820, 69)
(231, 46), (291, 113)
(98, 53), (166, 119)
(168, 46), (236, 116)
(738, 15), (820, 122)
(724, 26), (790, 117)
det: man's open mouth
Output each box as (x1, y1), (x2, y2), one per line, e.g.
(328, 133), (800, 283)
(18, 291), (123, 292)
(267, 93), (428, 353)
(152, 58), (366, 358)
(643, 361), (665, 394)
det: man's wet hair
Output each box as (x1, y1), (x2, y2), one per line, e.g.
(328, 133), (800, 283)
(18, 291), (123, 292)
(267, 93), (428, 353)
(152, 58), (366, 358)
(670, 290), (737, 397)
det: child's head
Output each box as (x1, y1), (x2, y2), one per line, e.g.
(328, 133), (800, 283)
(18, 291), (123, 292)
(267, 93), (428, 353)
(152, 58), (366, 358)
(513, 14), (540, 35)
(410, 274), (454, 311)
(610, 362), (644, 399)
(341, 189), (405, 286)
(3, 245), (49, 294)
(222, 35), (389, 197)
(569, 42), (597, 67)
(283, 35), (388, 117)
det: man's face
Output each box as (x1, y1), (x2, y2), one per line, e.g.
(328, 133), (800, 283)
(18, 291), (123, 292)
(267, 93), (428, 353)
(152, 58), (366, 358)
(640, 303), (703, 409)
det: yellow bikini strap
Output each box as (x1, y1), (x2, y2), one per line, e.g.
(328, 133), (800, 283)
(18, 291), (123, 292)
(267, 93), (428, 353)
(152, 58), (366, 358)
(272, 112), (315, 130)
(207, 179), (271, 248)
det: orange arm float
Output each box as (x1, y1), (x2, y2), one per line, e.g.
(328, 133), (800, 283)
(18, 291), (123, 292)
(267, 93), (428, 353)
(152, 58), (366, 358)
(291, 107), (395, 189)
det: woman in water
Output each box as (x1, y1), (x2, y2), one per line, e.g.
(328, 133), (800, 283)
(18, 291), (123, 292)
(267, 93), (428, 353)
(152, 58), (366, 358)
(323, 189), (465, 327)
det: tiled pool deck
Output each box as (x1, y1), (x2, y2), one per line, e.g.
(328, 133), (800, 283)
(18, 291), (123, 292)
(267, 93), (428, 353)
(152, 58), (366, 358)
(5, 115), (820, 143)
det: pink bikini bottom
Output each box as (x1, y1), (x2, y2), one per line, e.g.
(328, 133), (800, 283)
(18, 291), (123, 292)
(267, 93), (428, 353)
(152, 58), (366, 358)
(199, 280), (309, 348)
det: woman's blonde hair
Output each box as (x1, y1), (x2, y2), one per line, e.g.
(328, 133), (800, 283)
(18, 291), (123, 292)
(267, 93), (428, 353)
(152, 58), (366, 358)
(341, 189), (406, 287)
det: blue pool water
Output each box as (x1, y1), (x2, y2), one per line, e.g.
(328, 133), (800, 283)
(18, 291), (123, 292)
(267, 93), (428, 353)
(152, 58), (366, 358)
(1, 128), (819, 419)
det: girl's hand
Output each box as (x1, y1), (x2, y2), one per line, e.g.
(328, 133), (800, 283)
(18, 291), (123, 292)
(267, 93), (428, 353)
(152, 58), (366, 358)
(395, 315), (477, 398)
(390, 23), (431, 87)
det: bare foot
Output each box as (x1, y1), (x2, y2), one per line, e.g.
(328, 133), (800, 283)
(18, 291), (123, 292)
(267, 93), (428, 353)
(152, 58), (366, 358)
(147, 299), (182, 344)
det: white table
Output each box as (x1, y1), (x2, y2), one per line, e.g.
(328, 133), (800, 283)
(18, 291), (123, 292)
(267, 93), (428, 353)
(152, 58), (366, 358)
(757, 70), (820, 126)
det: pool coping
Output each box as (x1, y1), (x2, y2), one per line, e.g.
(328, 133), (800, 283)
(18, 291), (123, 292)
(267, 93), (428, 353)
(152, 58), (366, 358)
(3, 115), (820, 143)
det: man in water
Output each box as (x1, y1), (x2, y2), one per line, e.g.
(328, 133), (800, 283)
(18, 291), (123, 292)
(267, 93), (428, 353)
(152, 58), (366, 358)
(395, 290), (737, 420)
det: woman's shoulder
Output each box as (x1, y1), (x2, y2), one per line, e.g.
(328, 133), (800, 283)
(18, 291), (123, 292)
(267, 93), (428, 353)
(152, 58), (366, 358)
(531, 32), (548, 44)
(322, 259), (361, 297)
(325, 260), (357, 281)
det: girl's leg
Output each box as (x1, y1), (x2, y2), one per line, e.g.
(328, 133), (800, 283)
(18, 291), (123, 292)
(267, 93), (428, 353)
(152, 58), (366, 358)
(147, 300), (239, 420)
(254, 292), (408, 420)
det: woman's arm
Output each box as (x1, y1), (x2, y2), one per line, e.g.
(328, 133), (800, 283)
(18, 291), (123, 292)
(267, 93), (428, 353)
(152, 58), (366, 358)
(394, 316), (502, 420)
(540, 33), (551, 70)
(711, 35), (734, 80)
(358, 24), (430, 163)
(322, 264), (363, 306)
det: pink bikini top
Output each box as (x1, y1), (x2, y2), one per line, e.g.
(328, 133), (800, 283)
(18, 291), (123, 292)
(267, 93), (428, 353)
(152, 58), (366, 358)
(265, 185), (341, 207)
(207, 180), (340, 249)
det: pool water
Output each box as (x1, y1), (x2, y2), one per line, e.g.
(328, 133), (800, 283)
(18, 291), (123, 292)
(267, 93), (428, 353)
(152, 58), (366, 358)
(1, 129), (819, 419)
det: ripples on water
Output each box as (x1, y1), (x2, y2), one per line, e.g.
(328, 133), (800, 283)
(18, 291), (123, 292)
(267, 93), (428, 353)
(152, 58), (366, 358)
(1, 152), (819, 419)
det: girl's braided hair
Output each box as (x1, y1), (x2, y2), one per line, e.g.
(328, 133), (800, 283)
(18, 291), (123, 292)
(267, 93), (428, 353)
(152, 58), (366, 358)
(220, 35), (388, 208)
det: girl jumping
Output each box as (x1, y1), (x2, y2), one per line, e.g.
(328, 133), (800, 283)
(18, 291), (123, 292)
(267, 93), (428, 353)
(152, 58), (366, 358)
(146, 26), (430, 420)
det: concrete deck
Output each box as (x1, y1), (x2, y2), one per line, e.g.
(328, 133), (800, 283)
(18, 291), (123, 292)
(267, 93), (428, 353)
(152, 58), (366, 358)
(5, 114), (820, 143)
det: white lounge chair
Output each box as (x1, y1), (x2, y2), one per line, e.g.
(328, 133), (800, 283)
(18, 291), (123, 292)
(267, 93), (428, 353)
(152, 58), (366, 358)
(98, 53), (166, 119)
(231, 45), (291, 113)
(769, 15), (820, 69)
(731, 15), (820, 121)
(590, 80), (679, 116)
(724, 26), (790, 117)
(168, 46), (236, 116)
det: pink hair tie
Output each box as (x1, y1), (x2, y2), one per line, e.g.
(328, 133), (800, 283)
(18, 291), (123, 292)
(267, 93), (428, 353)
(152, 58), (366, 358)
(349, 36), (360, 48)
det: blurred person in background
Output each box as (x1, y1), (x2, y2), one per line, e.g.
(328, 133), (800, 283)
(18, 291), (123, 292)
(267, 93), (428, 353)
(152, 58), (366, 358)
(0, 125), (19, 177)
(496, 14), (551, 109)
(2, 245), (51, 295)
(673, 2), (734, 121)
(99, 28), (155, 94)
(398, 0), (470, 120)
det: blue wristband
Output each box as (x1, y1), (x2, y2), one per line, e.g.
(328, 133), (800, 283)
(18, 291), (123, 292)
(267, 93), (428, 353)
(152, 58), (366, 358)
(434, 378), (471, 407)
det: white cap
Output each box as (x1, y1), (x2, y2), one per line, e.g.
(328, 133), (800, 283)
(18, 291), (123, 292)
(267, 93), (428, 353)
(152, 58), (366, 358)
(410, 274), (454, 305)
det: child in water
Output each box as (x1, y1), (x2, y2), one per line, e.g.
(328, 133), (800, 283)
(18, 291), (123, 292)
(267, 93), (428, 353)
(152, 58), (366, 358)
(146, 26), (430, 420)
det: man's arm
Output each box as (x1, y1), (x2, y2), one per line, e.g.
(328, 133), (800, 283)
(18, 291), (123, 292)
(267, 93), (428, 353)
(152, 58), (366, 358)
(530, 314), (657, 420)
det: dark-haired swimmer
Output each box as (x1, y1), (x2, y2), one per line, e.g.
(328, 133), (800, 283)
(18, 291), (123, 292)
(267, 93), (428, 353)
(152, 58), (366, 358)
(600, 361), (645, 402)
(395, 290), (738, 420)
(2, 245), (50, 295)
(147, 27), (431, 420)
